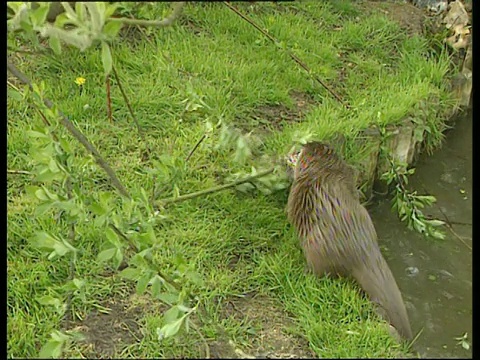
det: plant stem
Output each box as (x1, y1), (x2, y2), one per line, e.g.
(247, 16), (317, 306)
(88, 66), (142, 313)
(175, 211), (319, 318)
(111, 2), (186, 28)
(7, 169), (33, 175)
(106, 74), (112, 123)
(112, 65), (145, 139)
(185, 134), (207, 162)
(7, 61), (131, 199)
(156, 167), (276, 207)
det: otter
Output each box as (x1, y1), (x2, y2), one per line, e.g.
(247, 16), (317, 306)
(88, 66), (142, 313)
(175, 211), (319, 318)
(287, 141), (412, 340)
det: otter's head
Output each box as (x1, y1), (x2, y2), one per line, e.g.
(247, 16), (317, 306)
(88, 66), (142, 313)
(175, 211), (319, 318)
(287, 142), (337, 179)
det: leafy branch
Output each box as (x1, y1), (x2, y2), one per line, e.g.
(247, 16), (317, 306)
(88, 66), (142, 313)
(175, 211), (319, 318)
(156, 167), (277, 207)
(380, 158), (446, 240)
(7, 61), (131, 199)
(110, 2), (186, 28)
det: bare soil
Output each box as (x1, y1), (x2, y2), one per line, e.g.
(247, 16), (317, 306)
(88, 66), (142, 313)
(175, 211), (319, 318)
(361, 1), (426, 36)
(63, 293), (159, 358)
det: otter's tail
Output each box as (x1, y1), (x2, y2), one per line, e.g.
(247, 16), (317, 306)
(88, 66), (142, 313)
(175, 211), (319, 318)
(352, 250), (413, 340)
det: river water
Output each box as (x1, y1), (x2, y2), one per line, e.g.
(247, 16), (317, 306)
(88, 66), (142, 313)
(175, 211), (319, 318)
(369, 110), (472, 358)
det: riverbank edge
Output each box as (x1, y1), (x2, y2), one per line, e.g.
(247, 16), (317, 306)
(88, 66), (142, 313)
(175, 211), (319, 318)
(345, 2), (472, 199)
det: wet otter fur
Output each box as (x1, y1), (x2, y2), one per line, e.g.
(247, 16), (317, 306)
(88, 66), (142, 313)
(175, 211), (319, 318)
(287, 141), (412, 340)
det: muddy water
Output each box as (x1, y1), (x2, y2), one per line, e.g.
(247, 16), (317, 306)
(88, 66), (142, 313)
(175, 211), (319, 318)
(370, 111), (472, 358)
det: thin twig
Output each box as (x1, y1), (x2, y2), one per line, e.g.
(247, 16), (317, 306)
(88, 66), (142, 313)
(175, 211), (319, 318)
(185, 134), (207, 162)
(223, 1), (349, 109)
(407, 328), (424, 350)
(156, 167), (276, 207)
(109, 223), (182, 292)
(8, 46), (50, 56)
(7, 169), (33, 175)
(111, 2), (186, 28)
(64, 177), (77, 323)
(109, 223), (138, 251)
(7, 80), (20, 92)
(190, 321), (210, 359)
(106, 74), (113, 123)
(420, 186), (472, 250)
(448, 220), (472, 226)
(111, 65), (145, 139)
(7, 61), (131, 199)
(35, 107), (60, 141)
(430, 201), (472, 250)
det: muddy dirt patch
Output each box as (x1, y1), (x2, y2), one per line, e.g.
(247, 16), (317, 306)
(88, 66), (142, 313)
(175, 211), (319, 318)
(214, 293), (316, 359)
(361, 1), (426, 36)
(238, 91), (316, 133)
(62, 294), (163, 358)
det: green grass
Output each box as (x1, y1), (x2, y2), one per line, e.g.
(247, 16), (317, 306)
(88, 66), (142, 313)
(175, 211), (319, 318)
(7, 1), (455, 358)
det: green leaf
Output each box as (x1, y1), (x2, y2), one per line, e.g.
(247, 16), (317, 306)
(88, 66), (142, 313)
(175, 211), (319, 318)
(34, 188), (50, 201)
(101, 42), (112, 75)
(103, 21), (123, 39)
(35, 169), (62, 183)
(51, 330), (71, 343)
(34, 201), (56, 216)
(136, 273), (151, 294)
(36, 295), (63, 307)
(49, 36), (62, 55)
(7, 2), (25, 14)
(426, 219), (445, 227)
(26, 130), (49, 139)
(19, 18), (34, 32)
(89, 202), (107, 216)
(158, 316), (185, 339)
(105, 226), (119, 246)
(25, 185), (41, 198)
(94, 214), (107, 228)
(72, 278), (85, 289)
(163, 305), (180, 324)
(156, 292), (179, 305)
(430, 230), (446, 240)
(113, 248), (123, 269)
(119, 267), (141, 280)
(38, 339), (64, 358)
(48, 158), (61, 173)
(97, 247), (116, 263)
(8, 88), (23, 101)
(60, 238), (77, 254)
(33, 231), (57, 249)
(177, 304), (193, 313)
(104, 3), (119, 18)
(86, 2), (105, 33)
(150, 275), (162, 298)
(53, 13), (71, 27)
(61, 2), (77, 21)
(185, 270), (204, 286)
(75, 2), (86, 21)
(30, 3), (50, 27)
(139, 225), (157, 245)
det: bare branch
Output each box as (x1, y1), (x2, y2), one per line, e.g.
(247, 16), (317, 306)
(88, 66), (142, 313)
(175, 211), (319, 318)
(106, 74), (113, 123)
(111, 2), (186, 28)
(7, 169), (33, 175)
(112, 65), (145, 140)
(156, 167), (276, 207)
(185, 134), (207, 162)
(7, 61), (131, 199)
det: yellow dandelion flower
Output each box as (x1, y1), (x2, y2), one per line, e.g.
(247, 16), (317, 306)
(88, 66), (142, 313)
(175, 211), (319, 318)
(75, 77), (86, 86)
